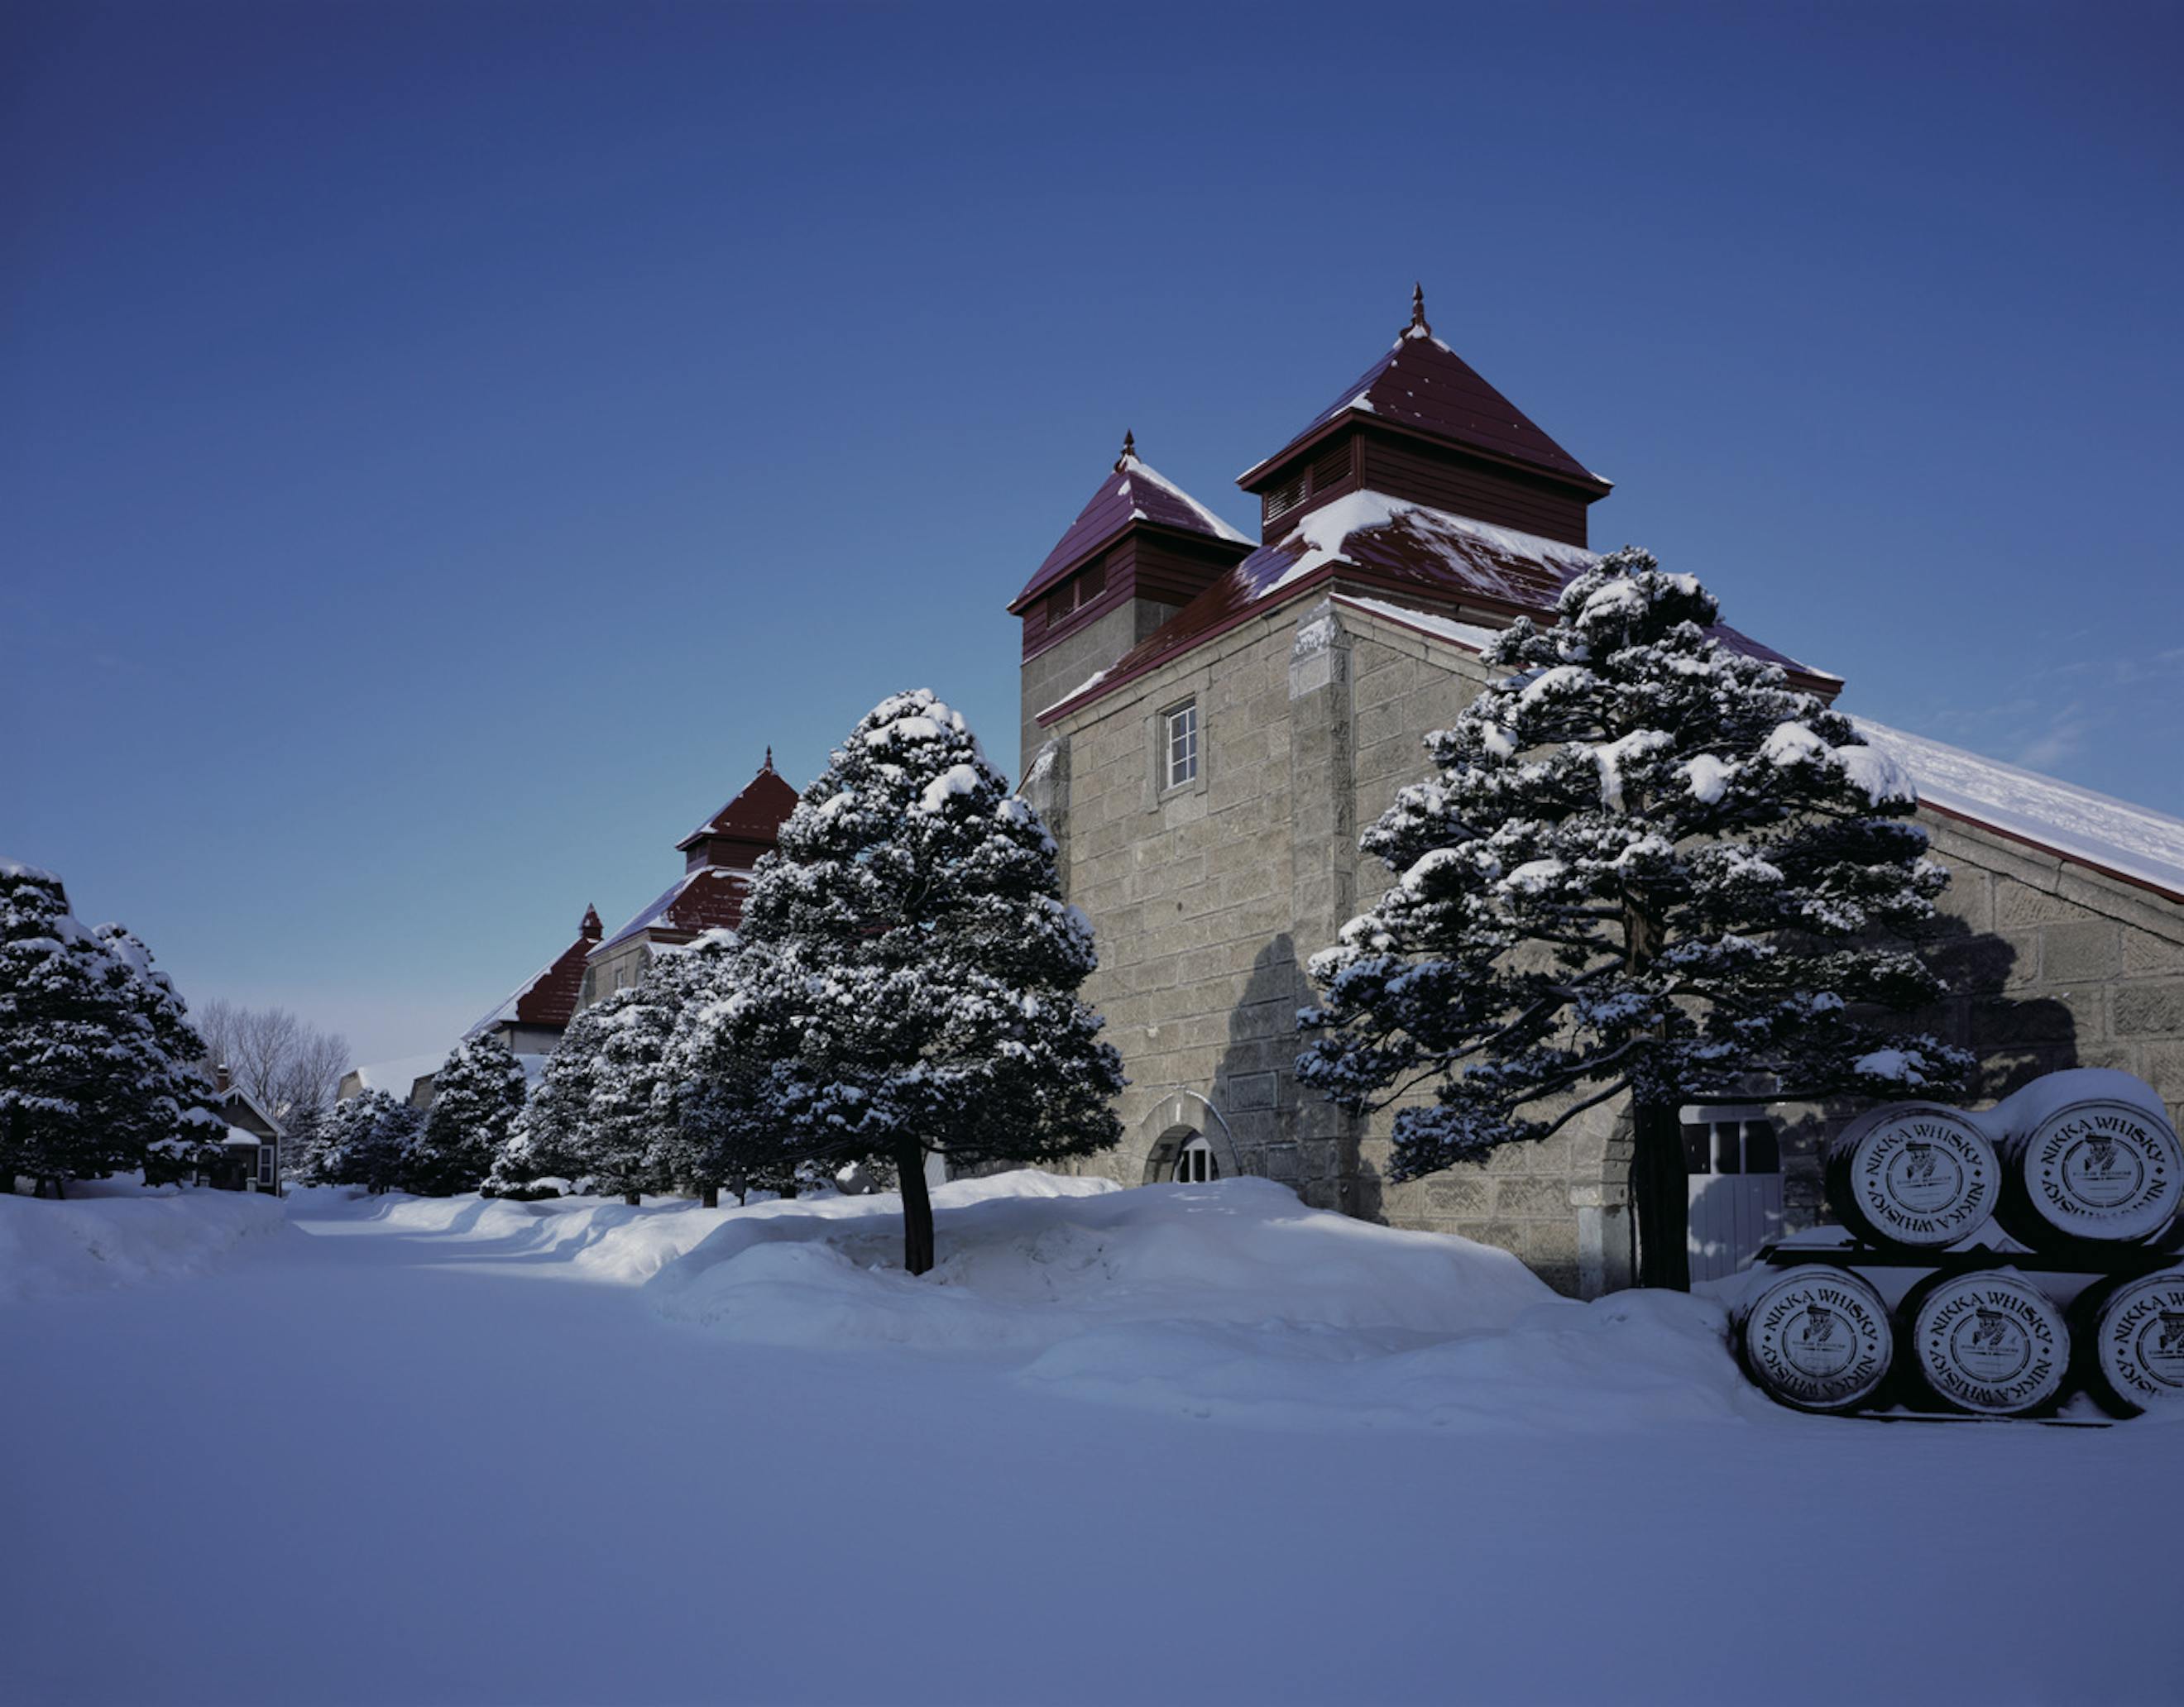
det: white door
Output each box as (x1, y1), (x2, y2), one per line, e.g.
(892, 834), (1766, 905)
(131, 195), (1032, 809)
(1684, 1107), (1784, 1283)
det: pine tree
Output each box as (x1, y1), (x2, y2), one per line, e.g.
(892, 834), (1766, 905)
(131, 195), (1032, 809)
(491, 997), (612, 1194)
(662, 937), (818, 1208)
(281, 1101), (334, 1183)
(409, 1032), (527, 1194)
(638, 931), (754, 1206)
(675, 691), (1123, 1273)
(570, 981), (684, 1205)
(1298, 551), (1971, 1289)
(95, 921), (223, 1182)
(323, 1089), (419, 1194)
(0, 862), (205, 1195)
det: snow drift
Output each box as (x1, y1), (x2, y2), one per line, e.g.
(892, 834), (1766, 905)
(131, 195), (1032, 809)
(645, 1172), (1775, 1430)
(288, 1183), (753, 1286)
(0, 1183), (286, 1306)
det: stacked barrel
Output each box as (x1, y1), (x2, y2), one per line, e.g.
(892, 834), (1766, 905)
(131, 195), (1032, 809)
(1731, 1069), (2184, 1420)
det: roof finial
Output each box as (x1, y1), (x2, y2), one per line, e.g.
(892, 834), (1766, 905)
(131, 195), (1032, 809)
(1408, 282), (1431, 339)
(1115, 428), (1136, 471)
(763, 745), (774, 772)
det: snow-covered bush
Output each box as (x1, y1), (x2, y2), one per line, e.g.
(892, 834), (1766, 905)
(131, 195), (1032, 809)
(672, 691), (1123, 1272)
(0, 861), (218, 1196)
(1299, 551), (1971, 1288)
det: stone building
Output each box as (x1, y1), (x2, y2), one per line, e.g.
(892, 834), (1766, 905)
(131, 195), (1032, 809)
(1016, 291), (2184, 1296)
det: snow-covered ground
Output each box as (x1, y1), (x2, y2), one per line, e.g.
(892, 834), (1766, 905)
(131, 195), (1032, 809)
(0, 1179), (285, 1306)
(3, 1175), (2177, 1705)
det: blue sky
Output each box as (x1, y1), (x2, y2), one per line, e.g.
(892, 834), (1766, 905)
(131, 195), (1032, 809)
(6, 1), (2179, 1066)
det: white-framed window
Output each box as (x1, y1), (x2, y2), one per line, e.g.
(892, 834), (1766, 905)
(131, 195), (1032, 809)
(1163, 699), (1199, 791)
(257, 1145), (275, 1186)
(1175, 1135), (1218, 1183)
(1680, 1112), (1781, 1177)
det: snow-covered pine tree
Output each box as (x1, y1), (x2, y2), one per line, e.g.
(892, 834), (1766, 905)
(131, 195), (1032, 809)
(1297, 551), (1971, 1289)
(663, 940), (821, 1208)
(0, 862), (204, 1195)
(575, 983), (680, 1206)
(280, 1100), (334, 1183)
(323, 1089), (419, 1194)
(489, 999), (614, 1195)
(638, 931), (751, 1206)
(94, 921), (223, 1183)
(677, 691), (1123, 1273)
(409, 1032), (528, 1195)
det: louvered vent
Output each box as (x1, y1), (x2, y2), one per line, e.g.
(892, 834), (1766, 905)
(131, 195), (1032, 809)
(1310, 442), (1352, 494)
(1263, 473), (1307, 527)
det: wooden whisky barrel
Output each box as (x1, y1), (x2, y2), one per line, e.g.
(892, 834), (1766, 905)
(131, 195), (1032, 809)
(1991, 1070), (2182, 1251)
(2071, 1265), (2184, 1417)
(1732, 1265), (1894, 1413)
(1823, 1103), (2000, 1250)
(1899, 1268), (2070, 1417)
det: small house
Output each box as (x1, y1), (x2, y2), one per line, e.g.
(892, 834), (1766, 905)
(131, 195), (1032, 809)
(197, 1069), (283, 1193)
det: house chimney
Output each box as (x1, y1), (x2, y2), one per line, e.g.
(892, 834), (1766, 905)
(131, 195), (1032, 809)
(215, 1063), (231, 1093)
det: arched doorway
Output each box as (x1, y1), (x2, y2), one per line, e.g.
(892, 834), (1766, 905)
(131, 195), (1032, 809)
(1131, 1093), (1240, 1187)
(1142, 1125), (1220, 1184)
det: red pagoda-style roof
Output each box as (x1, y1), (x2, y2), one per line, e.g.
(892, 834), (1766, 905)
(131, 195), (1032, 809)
(465, 902), (604, 1038)
(1009, 436), (1252, 614)
(1039, 494), (1839, 724)
(1237, 289), (1611, 497)
(596, 753), (798, 956)
(676, 752), (801, 867)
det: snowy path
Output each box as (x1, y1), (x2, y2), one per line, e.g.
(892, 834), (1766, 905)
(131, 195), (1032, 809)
(3, 1197), (2179, 1705)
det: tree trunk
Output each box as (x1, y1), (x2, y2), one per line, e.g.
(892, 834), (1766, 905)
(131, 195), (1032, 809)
(1631, 1098), (1689, 1292)
(700, 1183), (719, 1209)
(896, 1137), (935, 1276)
(623, 1190), (640, 1207)
(1621, 887), (1688, 1293)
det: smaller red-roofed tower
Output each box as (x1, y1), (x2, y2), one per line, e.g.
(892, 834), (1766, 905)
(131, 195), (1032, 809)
(1235, 285), (1611, 547)
(1010, 433), (1253, 778)
(582, 754), (799, 1008)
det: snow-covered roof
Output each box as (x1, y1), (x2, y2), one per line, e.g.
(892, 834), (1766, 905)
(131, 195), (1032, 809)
(595, 865), (751, 956)
(1042, 498), (1833, 724)
(464, 906), (602, 1040)
(214, 1081), (285, 1140)
(1012, 447), (1252, 610)
(1851, 720), (2184, 902)
(220, 1126), (268, 1149)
